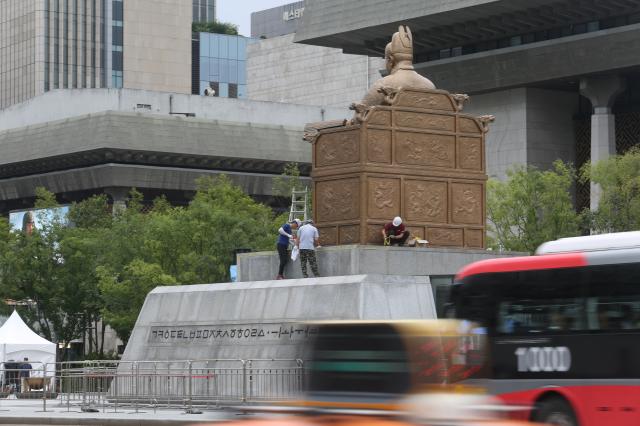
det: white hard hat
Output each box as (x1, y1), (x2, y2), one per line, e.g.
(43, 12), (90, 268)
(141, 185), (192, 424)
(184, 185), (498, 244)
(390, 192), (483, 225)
(392, 216), (402, 227)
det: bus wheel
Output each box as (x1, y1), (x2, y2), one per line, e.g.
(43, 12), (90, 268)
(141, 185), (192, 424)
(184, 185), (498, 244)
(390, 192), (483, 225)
(535, 398), (578, 426)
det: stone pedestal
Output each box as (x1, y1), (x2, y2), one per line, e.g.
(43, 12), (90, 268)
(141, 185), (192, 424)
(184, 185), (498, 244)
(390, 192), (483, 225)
(311, 88), (491, 248)
(237, 244), (522, 282)
(121, 274), (436, 362)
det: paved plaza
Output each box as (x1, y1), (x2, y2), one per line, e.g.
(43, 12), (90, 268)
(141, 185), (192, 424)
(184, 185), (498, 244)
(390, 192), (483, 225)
(0, 398), (242, 425)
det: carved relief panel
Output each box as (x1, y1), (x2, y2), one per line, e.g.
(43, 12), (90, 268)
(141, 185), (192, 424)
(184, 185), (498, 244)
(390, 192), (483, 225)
(367, 225), (384, 244)
(339, 225), (360, 244)
(396, 132), (455, 168)
(318, 227), (337, 246)
(315, 130), (360, 167)
(367, 177), (400, 219)
(315, 178), (360, 223)
(395, 91), (455, 111)
(395, 112), (455, 132)
(459, 117), (482, 134)
(367, 110), (391, 126)
(458, 137), (483, 171)
(451, 183), (483, 225)
(407, 226), (425, 239)
(427, 227), (464, 246)
(465, 229), (484, 248)
(404, 180), (448, 223)
(367, 130), (392, 164)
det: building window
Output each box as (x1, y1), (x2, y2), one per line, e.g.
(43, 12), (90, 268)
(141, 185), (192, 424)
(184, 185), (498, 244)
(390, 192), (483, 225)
(112, 26), (123, 45)
(112, 0), (124, 88)
(112, 0), (123, 21)
(112, 51), (123, 71)
(112, 70), (123, 88)
(229, 83), (237, 98)
(218, 82), (228, 97)
(587, 21), (600, 32)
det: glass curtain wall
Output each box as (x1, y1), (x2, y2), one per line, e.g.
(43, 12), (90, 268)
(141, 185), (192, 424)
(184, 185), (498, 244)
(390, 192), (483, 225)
(198, 33), (251, 99)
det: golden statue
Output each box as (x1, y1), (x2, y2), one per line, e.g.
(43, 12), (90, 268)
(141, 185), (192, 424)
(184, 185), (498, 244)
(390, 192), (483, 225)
(360, 25), (435, 107)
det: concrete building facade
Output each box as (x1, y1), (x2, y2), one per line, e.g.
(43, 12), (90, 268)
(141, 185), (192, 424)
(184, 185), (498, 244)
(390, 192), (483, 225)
(294, 0), (640, 210)
(247, 2), (384, 109)
(247, 34), (383, 108)
(0, 0), (192, 110)
(0, 88), (350, 215)
(121, 0), (192, 95)
(250, 0), (304, 39)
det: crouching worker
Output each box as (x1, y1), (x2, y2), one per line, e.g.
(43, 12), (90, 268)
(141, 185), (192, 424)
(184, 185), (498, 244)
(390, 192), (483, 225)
(382, 216), (410, 246)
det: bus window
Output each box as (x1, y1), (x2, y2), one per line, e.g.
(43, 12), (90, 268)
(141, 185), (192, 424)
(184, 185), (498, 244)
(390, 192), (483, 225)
(497, 298), (585, 334)
(584, 263), (640, 331)
(586, 297), (640, 331)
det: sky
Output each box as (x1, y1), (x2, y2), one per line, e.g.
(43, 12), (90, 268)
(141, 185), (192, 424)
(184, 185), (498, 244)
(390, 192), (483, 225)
(217, 0), (295, 36)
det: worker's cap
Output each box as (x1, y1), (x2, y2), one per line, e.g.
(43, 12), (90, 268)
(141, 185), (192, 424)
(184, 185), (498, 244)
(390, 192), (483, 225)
(392, 216), (402, 227)
(290, 219), (302, 226)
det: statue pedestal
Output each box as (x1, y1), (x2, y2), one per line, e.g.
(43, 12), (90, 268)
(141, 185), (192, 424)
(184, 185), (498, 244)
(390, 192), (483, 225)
(236, 244), (519, 282)
(310, 88), (492, 248)
(123, 245), (521, 362)
(121, 273), (436, 362)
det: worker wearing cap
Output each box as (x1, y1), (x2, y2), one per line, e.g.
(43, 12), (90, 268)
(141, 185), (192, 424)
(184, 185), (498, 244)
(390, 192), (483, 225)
(276, 219), (301, 279)
(382, 216), (410, 246)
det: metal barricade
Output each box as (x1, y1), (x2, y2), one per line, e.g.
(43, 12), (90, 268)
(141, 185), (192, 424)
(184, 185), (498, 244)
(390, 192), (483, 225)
(20, 358), (305, 413)
(245, 359), (305, 402)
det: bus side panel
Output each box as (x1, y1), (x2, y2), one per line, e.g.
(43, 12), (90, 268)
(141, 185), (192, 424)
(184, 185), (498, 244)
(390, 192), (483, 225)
(497, 385), (640, 426)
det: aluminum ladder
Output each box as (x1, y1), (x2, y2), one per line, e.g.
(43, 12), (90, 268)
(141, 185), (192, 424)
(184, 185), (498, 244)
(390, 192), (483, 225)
(288, 187), (309, 222)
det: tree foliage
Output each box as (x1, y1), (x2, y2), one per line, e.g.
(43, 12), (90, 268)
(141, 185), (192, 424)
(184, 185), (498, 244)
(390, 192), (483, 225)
(192, 21), (238, 35)
(582, 146), (640, 233)
(98, 260), (176, 344)
(0, 176), (282, 350)
(0, 190), (88, 354)
(487, 161), (580, 253)
(272, 162), (312, 218)
(272, 162), (305, 198)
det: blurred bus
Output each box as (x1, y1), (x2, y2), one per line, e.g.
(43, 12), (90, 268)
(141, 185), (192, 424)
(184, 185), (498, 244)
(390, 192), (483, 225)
(301, 320), (489, 411)
(222, 320), (536, 426)
(449, 231), (640, 426)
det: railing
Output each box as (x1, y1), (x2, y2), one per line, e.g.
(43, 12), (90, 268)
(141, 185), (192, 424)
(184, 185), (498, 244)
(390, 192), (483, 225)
(0, 359), (305, 413)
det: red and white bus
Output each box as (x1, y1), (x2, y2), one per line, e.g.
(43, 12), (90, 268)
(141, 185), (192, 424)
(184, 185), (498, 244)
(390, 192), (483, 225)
(449, 231), (640, 426)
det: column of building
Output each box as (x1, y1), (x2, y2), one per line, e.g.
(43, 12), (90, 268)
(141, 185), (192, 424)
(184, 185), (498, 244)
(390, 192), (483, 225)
(579, 75), (626, 211)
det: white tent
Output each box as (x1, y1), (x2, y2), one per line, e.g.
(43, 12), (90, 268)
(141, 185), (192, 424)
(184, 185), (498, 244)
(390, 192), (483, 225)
(0, 311), (56, 379)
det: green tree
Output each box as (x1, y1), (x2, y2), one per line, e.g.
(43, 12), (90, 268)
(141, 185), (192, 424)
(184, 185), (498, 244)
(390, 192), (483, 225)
(192, 21), (238, 35)
(272, 162), (306, 198)
(173, 175), (281, 283)
(98, 260), (177, 344)
(272, 162), (312, 218)
(0, 188), (87, 353)
(487, 161), (580, 253)
(96, 176), (282, 342)
(582, 146), (640, 233)
(63, 194), (114, 355)
(0, 178), (286, 348)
